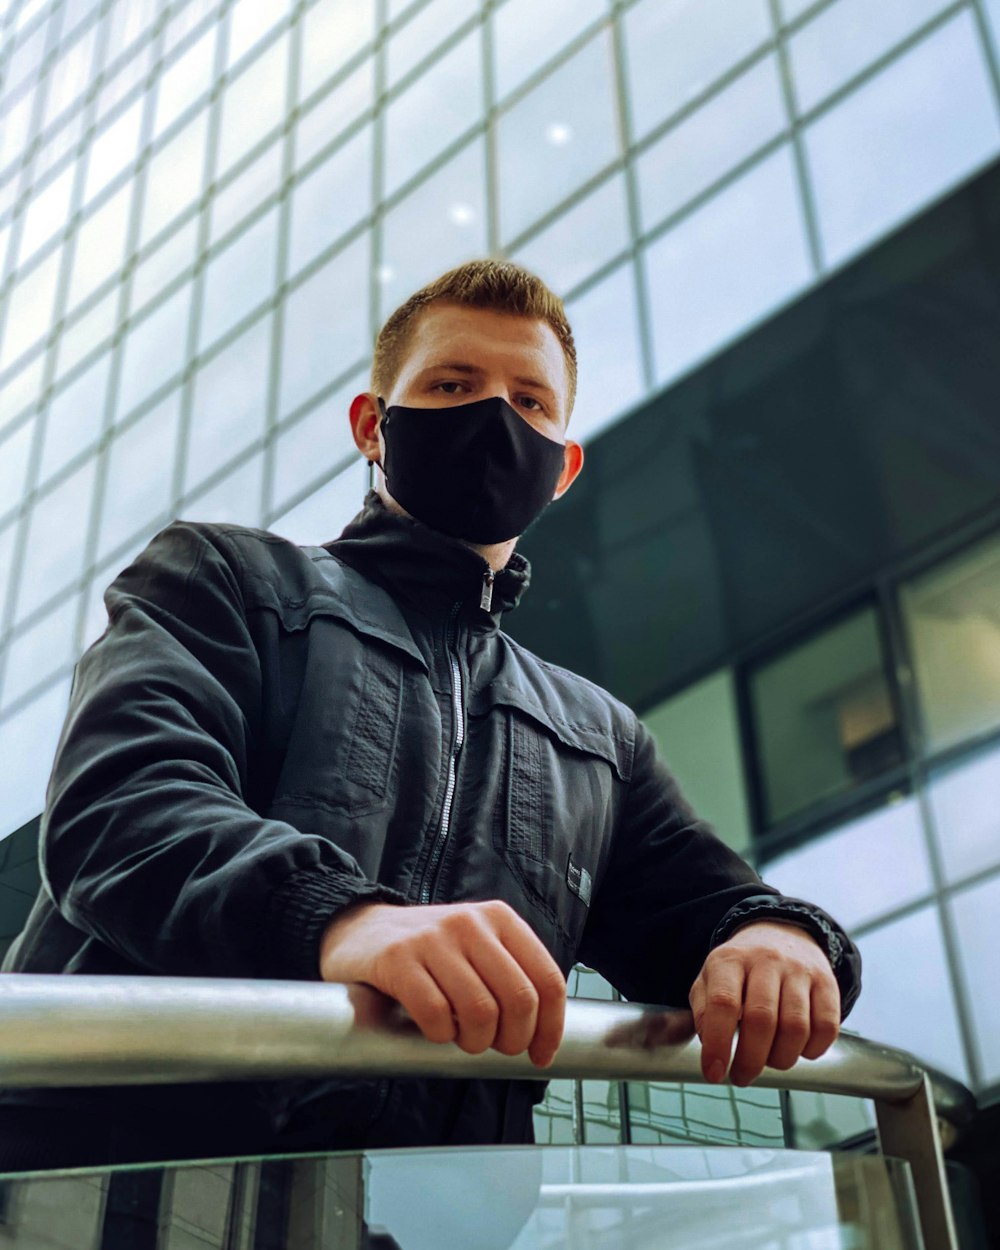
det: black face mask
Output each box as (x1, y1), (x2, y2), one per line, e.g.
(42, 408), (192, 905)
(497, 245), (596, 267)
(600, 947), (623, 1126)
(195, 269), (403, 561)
(377, 396), (566, 544)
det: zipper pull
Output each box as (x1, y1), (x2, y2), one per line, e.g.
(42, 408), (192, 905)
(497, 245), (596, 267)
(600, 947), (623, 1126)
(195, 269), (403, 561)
(480, 569), (495, 613)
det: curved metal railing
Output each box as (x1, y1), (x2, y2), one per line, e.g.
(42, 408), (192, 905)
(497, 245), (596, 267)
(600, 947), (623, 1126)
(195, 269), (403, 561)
(0, 976), (974, 1249)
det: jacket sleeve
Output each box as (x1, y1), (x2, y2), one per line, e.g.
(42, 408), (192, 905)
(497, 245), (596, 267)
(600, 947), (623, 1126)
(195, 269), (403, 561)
(577, 718), (861, 1017)
(39, 520), (404, 980)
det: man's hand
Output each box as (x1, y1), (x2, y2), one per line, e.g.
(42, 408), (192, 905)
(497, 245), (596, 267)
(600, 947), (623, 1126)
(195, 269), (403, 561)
(319, 900), (567, 1067)
(689, 921), (840, 1087)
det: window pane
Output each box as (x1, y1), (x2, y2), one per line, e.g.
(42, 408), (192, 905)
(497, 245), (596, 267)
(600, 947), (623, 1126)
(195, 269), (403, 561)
(226, 0), (285, 68)
(82, 97), (144, 204)
(900, 533), (1000, 753)
(805, 12), (1000, 269)
(0, 520), (16, 624)
(56, 286), (118, 378)
(38, 355), (110, 486)
(43, 27), (98, 127)
(209, 139), (283, 246)
(383, 28), (482, 199)
(140, 108), (209, 245)
(300, 0), (375, 101)
(184, 449), (264, 526)
(1, 594), (80, 710)
(497, 31), (618, 245)
(216, 31), (289, 176)
(623, 0), (771, 140)
(16, 164), (76, 267)
(749, 606), (903, 825)
(951, 870), (1000, 1085)
(117, 282), (193, 419)
(14, 458), (97, 622)
(270, 457), (368, 544)
(927, 742), (1000, 884)
(387, 0), (478, 87)
(287, 126), (372, 278)
(0, 678), (72, 839)
(645, 146), (813, 387)
(153, 24), (217, 140)
(97, 391), (181, 561)
(272, 373), (364, 512)
(198, 207), (278, 351)
(0, 357), (45, 435)
(0, 419), (36, 518)
(67, 182), (133, 309)
(636, 54), (786, 232)
(130, 216), (199, 316)
(294, 60), (374, 170)
(492, 0), (606, 102)
(0, 250), (62, 370)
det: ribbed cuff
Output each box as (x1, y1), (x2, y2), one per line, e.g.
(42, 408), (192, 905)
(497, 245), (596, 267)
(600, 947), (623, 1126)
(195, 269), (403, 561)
(265, 866), (408, 980)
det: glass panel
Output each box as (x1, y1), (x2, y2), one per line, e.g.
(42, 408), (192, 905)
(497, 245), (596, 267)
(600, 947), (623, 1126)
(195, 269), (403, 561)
(0, 519), (16, 624)
(38, 355), (110, 485)
(636, 54), (787, 232)
(278, 234), (369, 418)
(294, 60), (374, 170)
(645, 145), (813, 388)
(271, 373), (365, 513)
(628, 1083), (786, 1147)
(927, 741), (1000, 883)
(378, 136), (487, 321)
(789, 0), (951, 115)
(299, 0), (375, 101)
(805, 12), (1000, 269)
(216, 31), (289, 176)
(849, 903), (969, 1082)
(581, 1080), (622, 1142)
(270, 457), (367, 544)
(130, 216), (199, 315)
(900, 532), (1000, 753)
(387, 0), (478, 87)
(0, 418), (36, 518)
(97, 392), (181, 562)
(186, 315), (272, 492)
(762, 796), (933, 930)
(184, 448), (264, 525)
(749, 606), (903, 826)
(209, 138), (283, 246)
(779, 0), (818, 21)
(14, 458), (97, 622)
(116, 281), (193, 419)
(497, 31), (618, 245)
(986, 0), (1000, 62)
(66, 181), (133, 310)
(95, 36), (154, 123)
(287, 126), (372, 279)
(198, 206), (278, 352)
(140, 107), (209, 245)
(42, 25), (98, 128)
(532, 1079), (577, 1143)
(382, 28), (482, 199)
(0, 93), (33, 173)
(82, 97), (144, 205)
(0, 677), (71, 839)
(511, 173), (629, 297)
(0, 356), (45, 436)
(0, 593), (79, 710)
(564, 260), (644, 445)
(152, 23), (217, 140)
(226, 0), (285, 68)
(623, 0), (772, 140)
(492, 0), (607, 102)
(643, 669), (752, 856)
(32, 112), (86, 185)
(0, 249), (62, 370)
(16, 163), (75, 267)
(56, 286), (118, 378)
(951, 869), (1000, 1085)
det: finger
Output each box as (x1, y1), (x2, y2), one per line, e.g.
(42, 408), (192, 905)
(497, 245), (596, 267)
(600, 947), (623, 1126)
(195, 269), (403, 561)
(802, 976), (841, 1060)
(426, 946), (500, 1055)
(389, 959), (458, 1046)
(696, 956), (745, 1083)
(766, 974), (811, 1070)
(467, 936), (539, 1057)
(491, 905), (566, 1066)
(729, 960), (781, 1087)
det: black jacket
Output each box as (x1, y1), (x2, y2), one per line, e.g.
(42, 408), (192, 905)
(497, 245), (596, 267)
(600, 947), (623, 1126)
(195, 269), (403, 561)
(3, 493), (860, 1154)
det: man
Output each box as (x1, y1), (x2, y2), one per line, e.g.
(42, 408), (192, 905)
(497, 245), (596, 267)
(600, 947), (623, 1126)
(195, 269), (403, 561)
(0, 261), (859, 1169)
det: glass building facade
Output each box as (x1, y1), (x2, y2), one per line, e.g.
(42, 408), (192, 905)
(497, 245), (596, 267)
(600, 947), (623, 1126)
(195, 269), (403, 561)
(1, 0), (1000, 1153)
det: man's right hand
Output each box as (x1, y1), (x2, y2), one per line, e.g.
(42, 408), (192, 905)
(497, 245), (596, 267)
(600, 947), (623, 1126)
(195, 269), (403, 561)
(318, 900), (567, 1067)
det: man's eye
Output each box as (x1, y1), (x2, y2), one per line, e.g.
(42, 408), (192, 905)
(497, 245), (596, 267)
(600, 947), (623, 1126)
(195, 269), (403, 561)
(517, 395), (544, 412)
(434, 381), (465, 394)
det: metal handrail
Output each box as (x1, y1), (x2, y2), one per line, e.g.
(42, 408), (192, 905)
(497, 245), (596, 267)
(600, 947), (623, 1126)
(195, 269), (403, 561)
(0, 976), (975, 1249)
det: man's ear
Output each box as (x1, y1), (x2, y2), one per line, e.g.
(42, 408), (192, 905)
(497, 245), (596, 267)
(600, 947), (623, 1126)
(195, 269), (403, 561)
(553, 439), (584, 500)
(349, 392), (382, 461)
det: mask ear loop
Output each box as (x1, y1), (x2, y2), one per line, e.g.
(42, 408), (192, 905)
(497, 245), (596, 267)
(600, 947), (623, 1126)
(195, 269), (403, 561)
(367, 397), (387, 490)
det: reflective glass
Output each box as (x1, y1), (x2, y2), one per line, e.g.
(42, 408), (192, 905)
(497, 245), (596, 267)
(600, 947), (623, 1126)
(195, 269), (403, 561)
(1, 593), (80, 710)
(187, 315), (271, 492)
(153, 24), (217, 140)
(0, 418), (35, 521)
(41, 25), (98, 128)
(116, 281), (193, 419)
(95, 36), (155, 122)
(16, 163), (75, 267)
(82, 96), (144, 205)
(294, 60), (374, 170)
(102, 0), (157, 64)
(564, 261), (644, 445)
(198, 207), (278, 352)
(0, 249), (62, 370)
(32, 111), (86, 186)
(4, 20), (46, 93)
(66, 181), (133, 310)
(184, 448), (264, 525)
(762, 797), (933, 930)
(38, 354), (110, 486)
(645, 146), (813, 388)
(226, 0), (286, 68)
(0, 676), (71, 839)
(779, 0), (818, 20)
(97, 391), (181, 562)
(56, 286), (118, 378)
(300, 0), (376, 102)
(271, 373), (364, 512)
(805, 12), (1000, 269)
(497, 31), (618, 245)
(0, 519), (16, 624)
(130, 216), (199, 316)
(387, 0), (478, 87)
(0, 93), (33, 173)
(636, 54), (787, 232)
(383, 28), (482, 199)
(140, 108), (209, 245)
(216, 31), (289, 176)
(14, 458), (96, 622)
(849, 904), (969, 1082)
(0, 357), (44, 437)
(789, 0), (950, 115)
(209, 138), (283, 246)
(287, 126), (372, 278)
(951, 870), (1000, 1084)
(278, 234), (369, 418)
(492, 0), (607, 102)
(928, 742), (1000, 883)
(378, 137), (486, 320)
(270, 456), (367, 543)
(986, 0), (1000, 62)
(623, 0), (772, 140)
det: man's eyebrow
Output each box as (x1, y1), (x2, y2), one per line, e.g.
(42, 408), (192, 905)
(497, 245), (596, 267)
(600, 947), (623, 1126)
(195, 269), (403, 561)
(417, 363), (556, 397)
(513, 375), (555, 398)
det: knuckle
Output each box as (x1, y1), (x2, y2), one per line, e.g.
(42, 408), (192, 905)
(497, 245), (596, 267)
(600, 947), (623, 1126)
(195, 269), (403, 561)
(537, 968), (567, 1002)
(781, 1011), (810, 1040)
(480, 899), (512, 924)
(707, 989), (741, 1013)
(743, 1004), (777, 1030)
(509, 982), (540, 1015)
(423, 1007), (456, 1044)
(466, 995), (500, 1029)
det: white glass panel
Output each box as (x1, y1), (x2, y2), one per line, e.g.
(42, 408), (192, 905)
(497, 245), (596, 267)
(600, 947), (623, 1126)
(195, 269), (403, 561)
(210, 139), (283, 246)
(497, 31), (618, 245)
(378, 137), (486, 320)
(623, 0), (772, 140)
(985, 0), (1000, 62)
(67, 182), (133, 309)
(17, 164), (75, 266)
(130, 216), (199, 316)
(779, 0), (817, 21)
(806, 12), (1000, 269)
(646, 146), (813, 386)
(117, 282), (193, 418)
(153, 24), (217, 140)
(0, 93), (33, 173)
(198, 207), (278, 351)
(300, 0), (376, 101)
(928, 743), (1000, 884)
(511, 174), (629, 297)
(187, 315), (271, 492)
(278, 234), (369, 418)
(102, 0), (157, 63)
(184, 449), (264, 525)
(564, 261), (644, 445)
(272, 373), (364, 511)
(97, 391), (180, 561)
(216, 32), (289, 176)
(227, 0), (286, 68)
(492, 0), (607, 102)
(0, 249), (62, 370)
(287, 126), (372, 278)
(42, 26), (98, 128)
(950, 871), (1000, 1085)
(4, 21), (46, 93)
(32, 112), (85, 185)
(0, 418), (36, 518)
(0, 677), (72, 839)
(14, 458), (97, 622)
(56, 287), (118, 378)
(0, 220), (9, 277)
(848, 905), (968, 1082)
(140, 108), (209, 245)
(383, 29), (481, 199)
(38, 355), (110, 485)
(637, 54), (787, 231)
(82, 97), (144, 205)
(763, 797), (933, 930)
(789, 0), (950, 115)
(295, 60), (374, 169)
(1, 594), (79, 710)
(0, 519), (16, 624)
(96, 36), (154, 123)
(270, 457), (367, 544)
(0, 357), (45, 436)
(387, 0), (478, 87)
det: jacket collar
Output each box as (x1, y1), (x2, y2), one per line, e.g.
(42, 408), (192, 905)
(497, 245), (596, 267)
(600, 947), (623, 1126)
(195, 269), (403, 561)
(325, 491), (531, 625)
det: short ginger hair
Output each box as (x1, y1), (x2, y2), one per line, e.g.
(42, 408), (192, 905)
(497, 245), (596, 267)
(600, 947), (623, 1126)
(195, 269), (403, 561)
(372, 260), (578, 412)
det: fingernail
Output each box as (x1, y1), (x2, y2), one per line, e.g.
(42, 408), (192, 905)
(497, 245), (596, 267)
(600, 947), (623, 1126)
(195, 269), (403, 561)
(707, 1060), (725, 1083)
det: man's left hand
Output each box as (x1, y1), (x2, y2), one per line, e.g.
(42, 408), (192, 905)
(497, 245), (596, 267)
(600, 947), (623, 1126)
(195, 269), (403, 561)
(689, 921), (841, 1087)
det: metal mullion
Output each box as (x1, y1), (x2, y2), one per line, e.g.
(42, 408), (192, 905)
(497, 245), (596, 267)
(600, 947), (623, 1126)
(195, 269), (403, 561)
(369, 0), (388, 341)
(482, 0), (498, 256)
(969, 0), (1000, 122)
